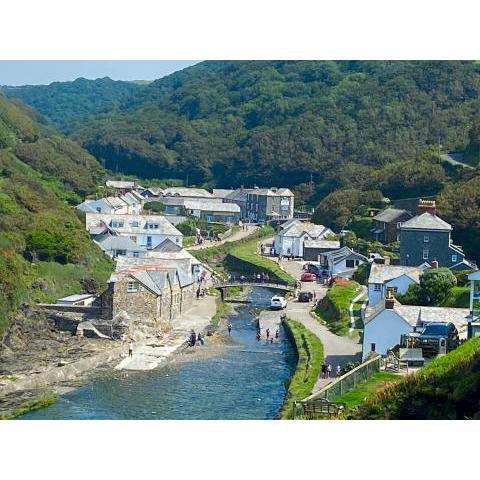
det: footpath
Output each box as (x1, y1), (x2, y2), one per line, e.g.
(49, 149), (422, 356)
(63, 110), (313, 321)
(188, 225), (258, 251)
(276, 258), (362, 392)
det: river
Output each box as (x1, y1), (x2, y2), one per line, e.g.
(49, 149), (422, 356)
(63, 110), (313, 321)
(22, 287), (296, 420)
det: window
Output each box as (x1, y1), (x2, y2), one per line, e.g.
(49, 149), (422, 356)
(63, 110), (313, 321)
(112, 221), (124, 228)
(127, 282), (139, 293)
(116, 249), (126, 256)
(371, 343), (376, 352)
(396, 222), (402, 228)
(423, 248), (429, 260)
(147, 236), (152, 248)
(374, 284), (381, 291)
(424, 235), (429, 243)
(153, 224), (159, 229)
(96, 207), (101, 213)
(130, 221), (139, 227)
(452, 254), (457, 262)
(133, 251), (139, 258)
(346, 259), (355, 268)
(175, 237), (180, 243)
(129, 236), (137, 243)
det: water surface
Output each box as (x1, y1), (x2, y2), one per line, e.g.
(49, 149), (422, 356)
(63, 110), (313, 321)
(23, 287), (296, 420)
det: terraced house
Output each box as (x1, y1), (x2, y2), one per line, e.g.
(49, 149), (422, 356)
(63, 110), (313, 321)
(85, 213), (183, 249)
(246, 187), (294, 223)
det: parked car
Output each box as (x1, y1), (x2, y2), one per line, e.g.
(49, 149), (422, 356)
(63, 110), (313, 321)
(301, 272), (316, 282)
(412, 322), (459, 355)
(306, 263), (321, 276)
(298, 291), (314, 302)
(270, 295), (287, 310)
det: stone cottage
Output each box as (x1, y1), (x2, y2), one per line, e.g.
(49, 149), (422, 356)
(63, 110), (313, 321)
(103, 256), (195, 331)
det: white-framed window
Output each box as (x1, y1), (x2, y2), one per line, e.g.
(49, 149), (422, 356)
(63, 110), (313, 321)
(374, 284), (381, 291)
(112, 221), (124, 228)
(423, 248), (429, 260)
(175, 237), (180, 243)
(133, 251), (139, 258)
(147, 236), (152, 247)
(127, 281), (139, 293)
(424, 235), (429, 243)
(452, 254), (457, 262)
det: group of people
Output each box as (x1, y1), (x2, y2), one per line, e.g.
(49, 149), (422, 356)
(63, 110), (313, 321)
(189, 330), (205, 347)
(278, 253), (295, 263)
(321, 363), (342, 378)
(256, 326), (280, 343)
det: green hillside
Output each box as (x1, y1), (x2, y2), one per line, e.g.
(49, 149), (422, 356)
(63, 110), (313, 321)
(2, 77), (145, 133)
(0, 93), (113, 335)
(352, 338), (480, 419)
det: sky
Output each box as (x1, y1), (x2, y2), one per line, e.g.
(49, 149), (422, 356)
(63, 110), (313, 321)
(0, 60), (200, 86)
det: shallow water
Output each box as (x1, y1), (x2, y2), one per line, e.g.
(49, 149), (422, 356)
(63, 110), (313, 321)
(22, 287), (296, 420)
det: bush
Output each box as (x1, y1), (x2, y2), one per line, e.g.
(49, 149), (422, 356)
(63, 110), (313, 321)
(26, 229), (77, 264)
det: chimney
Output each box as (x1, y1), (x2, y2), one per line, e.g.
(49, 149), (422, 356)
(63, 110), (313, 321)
(385, 288), (395, 309)
(431, 259), (439, 269)
(417, 199), (436, 216)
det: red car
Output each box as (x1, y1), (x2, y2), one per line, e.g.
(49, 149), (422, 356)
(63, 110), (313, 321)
(300, 272), (316, 282)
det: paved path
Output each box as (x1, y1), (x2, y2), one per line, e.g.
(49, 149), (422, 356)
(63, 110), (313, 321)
(440, 152), (475, 169)
(188, 225), (258, 251)
(115, 292), (217, 371)
(279, 259), (362, 392)
(258, 310), (282, 340)
(348, 286), (367, 333)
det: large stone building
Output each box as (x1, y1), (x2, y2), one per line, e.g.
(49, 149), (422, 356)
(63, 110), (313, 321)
(246, 187), (294, 223)
(399, 200), (474, 270)
(104, 256), (196, 331)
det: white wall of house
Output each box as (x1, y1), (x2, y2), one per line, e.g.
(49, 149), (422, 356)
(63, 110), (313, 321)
(274, 234), (310, 257)
(330, 257), (365, 276)
(362, 310), (413, 360)
(368, 275), (417, 306)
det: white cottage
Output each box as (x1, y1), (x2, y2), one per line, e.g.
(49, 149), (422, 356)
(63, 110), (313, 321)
(274, 220), (333, 258)
(362, 295), (470, 360)
(318, 246), (368, 278)
(367, 263), (426, 306)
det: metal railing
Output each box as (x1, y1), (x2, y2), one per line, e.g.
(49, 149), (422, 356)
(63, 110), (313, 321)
(304, 354), (382, 404)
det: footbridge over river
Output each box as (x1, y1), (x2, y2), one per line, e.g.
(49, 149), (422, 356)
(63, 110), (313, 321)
(212, 275), (295, 300)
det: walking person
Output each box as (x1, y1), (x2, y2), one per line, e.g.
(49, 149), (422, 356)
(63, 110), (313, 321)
(275, 329), (279, 340)
(336, 365), (341, 377)
(196, 286), (201, 300)
(128, 340), (134, 357)
(321, 363), (327, 378)
(197, 332), (204, 346)
(227, 322), (232, 336)
(327, 364), (332, 378)
(266, 328), (270, 339)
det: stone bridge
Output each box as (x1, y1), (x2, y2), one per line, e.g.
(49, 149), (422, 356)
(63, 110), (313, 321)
(212, 275), (295, 300)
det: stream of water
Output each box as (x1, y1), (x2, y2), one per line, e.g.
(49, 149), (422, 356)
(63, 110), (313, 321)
(22, 287), (296, 420)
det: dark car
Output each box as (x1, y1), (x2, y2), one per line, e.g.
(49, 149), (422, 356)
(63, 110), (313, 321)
(298, 291), (313, 302)
(306, 263), (321, 276)
(416, 322), (459, 355)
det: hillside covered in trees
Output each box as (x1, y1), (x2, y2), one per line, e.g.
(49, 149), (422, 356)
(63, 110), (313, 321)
(6, 61), (480, 188)
(0, 93), (112, 335)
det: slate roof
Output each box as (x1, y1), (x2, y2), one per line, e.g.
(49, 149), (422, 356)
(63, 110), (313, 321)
(400, 212), (452, 231)
(303, 240), (341, 250)
(322, 246), (368, 263)
(183, 200), (240, 213)
(97, 235), (146, 252)
(280, 221), (332, 239)
(163, 187), (214, 198)
(85, 213), (182, 237)
(106, 180), (135, 189)
(212, 189), (235, 199)
(373, 208), (411, 223)
(224, 189), (251, 202)
(368, 263), (424, 285)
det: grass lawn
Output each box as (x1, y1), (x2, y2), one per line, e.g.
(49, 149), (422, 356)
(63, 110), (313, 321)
(315, 281), (361, 335)
(440, 286), (470, 308)
(280, 319), (324, 419)
(228, 238), (296, 286)
(334, 371), (400, 410)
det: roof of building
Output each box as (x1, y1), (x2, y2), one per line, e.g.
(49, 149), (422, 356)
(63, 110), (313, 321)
(468, 270), (480, 280)
(57, 294), (96, 303)
(400, 212), (452, 231)
(279, 221), (332, 239)
(106, 180), (135, 189)
(322, 246), (368, 262)
(183, 200), (240, 213)
(163, 187), (214, 198)
(365, 298), (470, 329)
(212, 189), (235, 199)
(368, 263), (425, 285)
(303, 240), (341, 250)
(97, 235), (146, 252)
(224, 189), (251, 202)
(85, 213), (183, 237)
(373, 208), (411, 223)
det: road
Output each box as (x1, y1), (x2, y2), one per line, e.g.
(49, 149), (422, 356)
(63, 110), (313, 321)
(188, 225), (258, 251)
(277, 258), (362, 392)
(440, 152), (475, 170)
